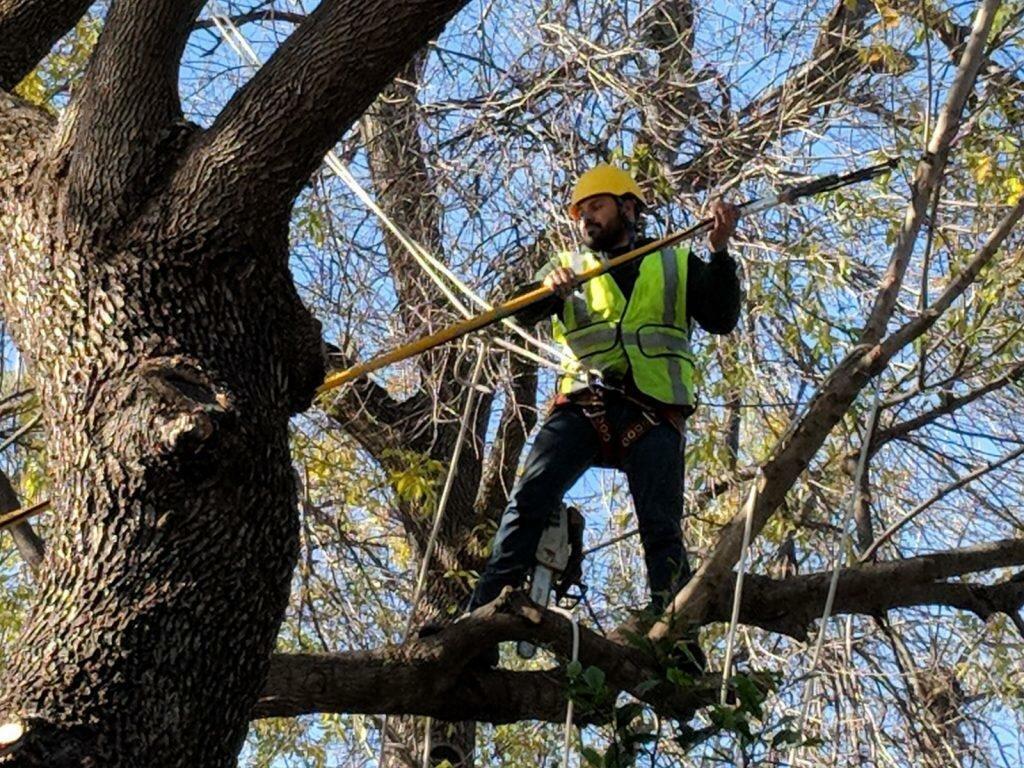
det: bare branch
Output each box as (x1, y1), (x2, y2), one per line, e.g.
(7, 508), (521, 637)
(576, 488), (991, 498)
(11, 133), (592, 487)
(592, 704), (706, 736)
(360, 56), (452, 333)
(879, 196), (1024, 359)
(872, 361), (1024, 453)
(475, 353), (538, 521)
(859, 447), (1024, 561)
(0, 0), (92, 90)
(192, 10), (305, 31)
(672, 0), (876, 191)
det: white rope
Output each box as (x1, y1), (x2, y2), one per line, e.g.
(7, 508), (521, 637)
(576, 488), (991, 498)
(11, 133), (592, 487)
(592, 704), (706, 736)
(719, 475), (760, 705)
(403, 341), (488, 640)
(551, 605), (580, 768)
(789, 382), (882, 764)
(323, 157), (569, 364)
(206, 9), (572, 378)
(421, 719), (432, 768)
(396, 341), (488, 768)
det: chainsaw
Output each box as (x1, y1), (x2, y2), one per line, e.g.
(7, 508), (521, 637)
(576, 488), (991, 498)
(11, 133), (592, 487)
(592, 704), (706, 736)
(517, 504), (585, 659)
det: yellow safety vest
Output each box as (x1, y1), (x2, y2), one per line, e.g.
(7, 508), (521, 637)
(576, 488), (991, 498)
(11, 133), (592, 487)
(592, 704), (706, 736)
(544, 247), (695, 406)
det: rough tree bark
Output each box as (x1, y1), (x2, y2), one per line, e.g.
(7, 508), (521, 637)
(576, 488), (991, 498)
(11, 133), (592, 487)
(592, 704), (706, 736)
(0, 0), (469, 765)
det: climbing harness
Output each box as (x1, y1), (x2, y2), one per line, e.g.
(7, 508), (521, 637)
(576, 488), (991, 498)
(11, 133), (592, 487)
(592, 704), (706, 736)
(567, 381), (682, 468)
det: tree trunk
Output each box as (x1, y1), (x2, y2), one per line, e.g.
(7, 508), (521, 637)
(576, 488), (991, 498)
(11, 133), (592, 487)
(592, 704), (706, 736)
(0, 96), (323, 767)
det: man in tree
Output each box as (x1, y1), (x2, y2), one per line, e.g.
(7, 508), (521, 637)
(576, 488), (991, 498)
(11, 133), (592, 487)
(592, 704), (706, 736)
(466, 164), (741, 666)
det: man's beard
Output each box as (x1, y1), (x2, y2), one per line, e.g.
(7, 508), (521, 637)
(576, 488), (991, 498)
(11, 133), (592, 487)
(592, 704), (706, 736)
(582, 216), (629, 252)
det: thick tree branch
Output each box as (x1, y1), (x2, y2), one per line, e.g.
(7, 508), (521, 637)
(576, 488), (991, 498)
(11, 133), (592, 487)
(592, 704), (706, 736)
(649, 0), (1001, 641)
(257, 541), (1024, 722)
(712, 538), (1024, 639)
(258, 589), (715, 723)
(62, 0), (206, 228)
(323, 370), (434, 467)
(177, 0), (470, 218)
(738, 574), (1024, 641)
(0, 0), (92, 90)
(258, 655), (580, 724)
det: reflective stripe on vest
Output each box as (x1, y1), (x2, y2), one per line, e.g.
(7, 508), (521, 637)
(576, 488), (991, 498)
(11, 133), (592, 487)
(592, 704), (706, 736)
(546, 247), (696, 405)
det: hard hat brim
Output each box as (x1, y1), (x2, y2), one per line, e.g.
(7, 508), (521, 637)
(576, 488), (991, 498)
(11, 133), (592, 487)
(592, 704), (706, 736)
(568, 192), (643, 220)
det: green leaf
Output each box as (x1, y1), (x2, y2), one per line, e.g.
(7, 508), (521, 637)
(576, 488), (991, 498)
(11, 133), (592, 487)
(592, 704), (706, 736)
(772, 729), (802, 748)
(733, 675), (766, 718)
(583, 665), (606, 690)
(614, 702), (644, 726)
(665, 667), (694, 687)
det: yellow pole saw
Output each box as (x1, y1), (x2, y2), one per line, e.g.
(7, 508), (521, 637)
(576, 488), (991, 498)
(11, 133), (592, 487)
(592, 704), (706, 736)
(317, 158), (898, 395)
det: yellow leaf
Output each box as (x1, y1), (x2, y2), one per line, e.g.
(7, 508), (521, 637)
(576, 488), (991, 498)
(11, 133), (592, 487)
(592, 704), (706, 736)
(880, 5), (900, 28)
(393, 538), (410, 571)
(973, 155), (994, 184)
(1006, 176), (1023, 204)
(13, 72), (46, 106)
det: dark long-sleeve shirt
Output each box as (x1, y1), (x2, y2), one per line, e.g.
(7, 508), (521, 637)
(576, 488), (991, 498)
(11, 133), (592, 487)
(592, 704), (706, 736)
(517, 237), (741, 333)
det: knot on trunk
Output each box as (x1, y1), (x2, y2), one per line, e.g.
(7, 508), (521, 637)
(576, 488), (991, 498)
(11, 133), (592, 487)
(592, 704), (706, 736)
(140, 357), (235, 457)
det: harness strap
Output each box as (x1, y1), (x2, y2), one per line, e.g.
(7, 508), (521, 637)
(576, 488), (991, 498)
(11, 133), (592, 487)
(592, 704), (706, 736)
(581, 402), (618, 466)
(577, 388), (664, 467)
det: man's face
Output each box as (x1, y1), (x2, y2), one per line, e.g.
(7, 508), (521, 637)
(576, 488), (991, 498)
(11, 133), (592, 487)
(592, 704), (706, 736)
(576, 194), (634, 251)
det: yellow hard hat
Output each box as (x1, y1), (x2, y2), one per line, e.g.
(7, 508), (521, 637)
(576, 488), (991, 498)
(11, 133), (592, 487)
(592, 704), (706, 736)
(569, 164), (646, 219)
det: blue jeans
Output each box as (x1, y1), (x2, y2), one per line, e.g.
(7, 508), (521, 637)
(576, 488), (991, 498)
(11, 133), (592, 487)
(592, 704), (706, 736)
(468, 400), (690, 612)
